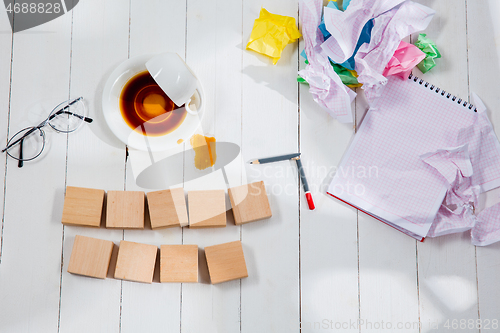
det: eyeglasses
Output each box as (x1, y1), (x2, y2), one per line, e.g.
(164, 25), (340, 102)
(1, 97), (92, 168)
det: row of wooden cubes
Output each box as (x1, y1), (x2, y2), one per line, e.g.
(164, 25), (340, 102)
(61, 181), (271, 229)
(68, 235), (248, 284)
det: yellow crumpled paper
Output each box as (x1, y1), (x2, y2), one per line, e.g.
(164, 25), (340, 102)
(246, 8), (302, 65)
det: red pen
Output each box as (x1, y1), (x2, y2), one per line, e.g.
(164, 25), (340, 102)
(249, 153), (315, 211)
(294, 156), (315, 210)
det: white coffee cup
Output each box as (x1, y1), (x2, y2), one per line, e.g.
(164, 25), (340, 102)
(146, 52), (203, 116)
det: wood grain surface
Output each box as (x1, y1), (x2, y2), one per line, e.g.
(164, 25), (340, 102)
(0, 0), (499, 332)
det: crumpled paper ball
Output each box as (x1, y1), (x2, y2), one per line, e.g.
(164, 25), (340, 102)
(383, 41), (426, 79)
(415, 33), (441, 73)
(246, 8), (302, 65)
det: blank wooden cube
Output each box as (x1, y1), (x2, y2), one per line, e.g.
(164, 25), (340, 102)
(204, 240), (248, 284)
(114, 240), (157, 283)
(228, 181), (272, 225)
(106, 191), (145, 229)
(188, 190), (226, 228)
(160, 245), (198, 283)
(67, 235), (114, 279)
(61, 186), (105, 227)
(147, 188), (188, 229)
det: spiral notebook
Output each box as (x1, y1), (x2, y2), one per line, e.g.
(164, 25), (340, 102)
(327, 74), (500, 240)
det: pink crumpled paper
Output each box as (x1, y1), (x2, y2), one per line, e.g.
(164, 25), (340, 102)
(383, 41), (426, 79)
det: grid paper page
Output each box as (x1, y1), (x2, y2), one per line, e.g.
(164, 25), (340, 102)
(328, 75), (500, 238)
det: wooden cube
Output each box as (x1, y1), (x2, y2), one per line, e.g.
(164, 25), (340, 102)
(204, 240), (248, 284)
(106, 191), (145, 229)
(160, 245), (198, 283)
(114, 240), (157, 283)
(61, 186), (105, 227)
(228, 181), (272, 225)
(67, 235), (114, 279)
(147, 188), (188, 229)
(188, 190), (226, 228)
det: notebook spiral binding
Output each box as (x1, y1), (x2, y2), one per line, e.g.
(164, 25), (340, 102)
(408, 73), (477, 112)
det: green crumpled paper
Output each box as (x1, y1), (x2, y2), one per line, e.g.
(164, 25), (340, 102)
(298, 60), (361, 88)
(415, 33), (441, 73)
(331, 63), (361, 87)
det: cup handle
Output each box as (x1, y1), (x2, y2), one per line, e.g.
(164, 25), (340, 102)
(185, 87), (203, 116)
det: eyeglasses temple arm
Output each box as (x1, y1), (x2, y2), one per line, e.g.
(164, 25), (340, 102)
(18, 138), (24, 168)
(47, 97), (81, 120)
(48, 110), (93, 123)
(47, 97), (92, 123)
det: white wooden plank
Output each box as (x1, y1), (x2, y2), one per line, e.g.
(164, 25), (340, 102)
(467, 0), (500, 327)
(179, 0), (243, 331)
(57, 0), (130, 332)
(411, 0), (469, 94)
(417, 234), (478, 332)
(412, 1), (479, 331)
(358, 214), (419, 333)
(298, 24), (360, 332)
(119, 0), (186, 332)
(0, 14), (72, 333)
(130, 0), (186, 57)
(0, 3), (13, 260)
(475, 244), (500, 329)
(240, 1), (300, 332)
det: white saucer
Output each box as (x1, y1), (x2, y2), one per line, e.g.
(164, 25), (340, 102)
(102, 54), (204, 151)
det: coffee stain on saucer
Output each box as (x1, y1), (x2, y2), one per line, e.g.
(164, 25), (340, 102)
(120, 71), (187, 137)
(177, 139), (183, 144)
(190, 134), (216, 170)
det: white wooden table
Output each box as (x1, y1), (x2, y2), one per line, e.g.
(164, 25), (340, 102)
(1, 0), (500, 332)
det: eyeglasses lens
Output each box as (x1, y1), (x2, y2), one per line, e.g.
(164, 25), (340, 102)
(48, 98), (87, 133)
(6, 127), (45, 161)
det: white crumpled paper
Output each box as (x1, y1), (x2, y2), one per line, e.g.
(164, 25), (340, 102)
(321, 0), (406, 63)
(421, 145), (479, 237)
(419, 94), (500, 244)
(299, 0), (434, 122)
(298, 0), (356, 123)
(472, 202), (500, 246)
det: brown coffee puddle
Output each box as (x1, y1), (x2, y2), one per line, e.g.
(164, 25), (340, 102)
(190, 134), (217, 170)
(120, 71), (187, 137)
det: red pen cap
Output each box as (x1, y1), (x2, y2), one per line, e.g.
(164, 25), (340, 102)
(305, 192), (315, 210)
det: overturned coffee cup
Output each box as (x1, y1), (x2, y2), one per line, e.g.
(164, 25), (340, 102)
(146, 53), (203, 115)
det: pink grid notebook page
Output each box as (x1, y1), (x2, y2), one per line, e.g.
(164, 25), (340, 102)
(327, 75), (500, 239)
